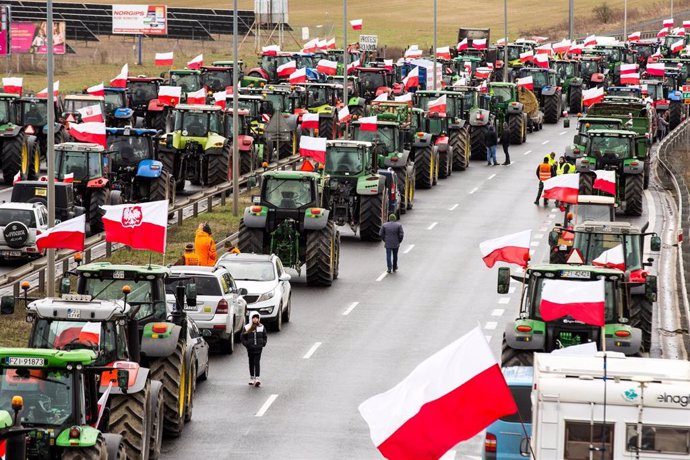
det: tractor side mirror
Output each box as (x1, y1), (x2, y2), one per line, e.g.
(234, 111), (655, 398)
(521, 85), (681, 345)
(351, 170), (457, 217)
(519, 437), (531, 457)
(60, 278), (71, 295)
(252, 195), (261, 205)
(0, 296), (14, 315)
(548, 230), (559, 247)
(497, 267), (511, 294)
(650, 235), (661, 252)
(116, 369), (129, 394)
(185, 283), (197, 307)
(645, 275), (658, 302)
(238, 288), (248, 296)
(166, 133), (173, 147)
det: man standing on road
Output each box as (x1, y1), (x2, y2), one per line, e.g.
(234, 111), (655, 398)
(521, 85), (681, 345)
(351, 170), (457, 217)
(241, 312), (267, 387)
(485, 125), (498, 166)
(535, 156), (553, 206)
(500, 122), (511, 165)
(379, 213), (404, 273)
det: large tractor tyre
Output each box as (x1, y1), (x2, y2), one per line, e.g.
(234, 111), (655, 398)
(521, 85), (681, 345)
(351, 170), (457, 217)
(102, 434), (127, 460)
(414, 146), (434, 189)
(643, 162), (650, 190)
(21, 137), (41, 180)
(333, 235), (340, 280)
(1, 132), (25, 185)
(149, 111), (167, 131)
(240, 150), (253, 176)
(394, 169), (409, 213)
(543, 94), (560, 124)
(109, 381), (151, 460)
(569, 86), (583, 114)
(149, 340), (187, 438)
(500, 337), (534, 367)
(160, 152), (185, 192)
(624, 174), (643, 217)
(148, 175), (168, 203)
(205, 146), (230, 187)
(318, 116), (335, 140)
(238, 220), (265, 254)
(438, 146), (452, 179)
(359, 188), (388, 242)
(669, 102), (682, 131)
(306, 221), (337, 287)
(579, 172), (594, 195)
(54, 129), (66, 149)
(349, 105), (365, 119)
(508, 114), (524, 145)
(628, 295), (653, 352)
(432, 151), (440, 185)
(184, 360), (195, 423)
(88, 188), (108, 234)
(450, 130), (469, 171)
(60, 435), (107, 460)
(469, 126), (488, 161)
(148, 381), (164, 460)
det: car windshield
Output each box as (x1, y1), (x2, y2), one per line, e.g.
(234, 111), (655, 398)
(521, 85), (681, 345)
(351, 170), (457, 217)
(127, 82), (158, 105)
(104, 92), (125, 109)
(264, 177), (314, 209)
(0, 100), (11, 124)
(574, 233), (642, 269)
(170, 73), (201, 93)
(218, 260), (276, 281)
(0, 209), (35, 227)
(21, 101), (48, 126)
(353, 125), (396, 152)
(529, 277), (616, 322)
(57, 151), (101, 182)
(359, 72), (386, 92)
(0, 368), (73, 426)
(65, 99), (98, 112)
(32, 320), (105, 351)
(201, 70), (233, 92)
(491, 86), (513, 103)
(325, 147), (364, 174)
(589, 136), (631, 158)
(165, 276), (221, 296)
(107, 135), (152, 167)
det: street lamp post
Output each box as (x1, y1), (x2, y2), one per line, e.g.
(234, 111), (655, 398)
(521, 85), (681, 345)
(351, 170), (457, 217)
(624, 0), (627, 39)
(46, 0), (56, 296)
(433, 0), (437, 90)
(232, 0), (239, 216)
(343, 0), (348, 135)
(503, 0), (508, 82)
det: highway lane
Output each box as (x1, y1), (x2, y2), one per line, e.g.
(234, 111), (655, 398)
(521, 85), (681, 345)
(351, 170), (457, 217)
(161, 120), (666, 460)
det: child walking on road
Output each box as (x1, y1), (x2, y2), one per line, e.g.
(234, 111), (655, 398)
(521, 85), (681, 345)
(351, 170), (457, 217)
(242, 312), (268, 387)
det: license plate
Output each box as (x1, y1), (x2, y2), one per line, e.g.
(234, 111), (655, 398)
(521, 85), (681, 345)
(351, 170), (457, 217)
(561, 270), (591, 279)
(2, 251), (21, 257)
(7, 357), (46, 367)
(183, 306), (197, 312)
(112, 271), (125, 279)
(34, 189), (47, 197)
(67, 308), (80, 318)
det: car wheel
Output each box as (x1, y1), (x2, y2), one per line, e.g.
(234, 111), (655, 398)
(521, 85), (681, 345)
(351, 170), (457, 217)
(220, 330), (234, 355)
(282, 296), (291, 323)
(272, 305), (283, 332)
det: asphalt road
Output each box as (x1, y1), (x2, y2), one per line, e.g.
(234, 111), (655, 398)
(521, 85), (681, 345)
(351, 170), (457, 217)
(160, 121), (665, 460)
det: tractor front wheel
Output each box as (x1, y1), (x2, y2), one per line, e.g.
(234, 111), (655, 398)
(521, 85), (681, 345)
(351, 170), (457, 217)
(205, 145), (230, 186)
(318, 116), (335, 140)
(109, 381), (151, 460)
(60, 434), (108, 460)
(149, 111), (167, 131)
(238, 220), (265, 254)
(450, 129), (469, 171)
(88, 188), (109, 234)
(306, 221), (338, 286)
(414, 146), (434, 189)
(628, 295), (653, 352)
(508, 113), (524, 145)
(624, 174), (643, 216)
(543, 94), (560, 124)
(501, 336), (534, 367)
(469, 125), (488, 160)
(149, 339), (187, 438)
(359, 187), (388, 241)
(1, 132), (25, 185)
(569, 86), (583, 114)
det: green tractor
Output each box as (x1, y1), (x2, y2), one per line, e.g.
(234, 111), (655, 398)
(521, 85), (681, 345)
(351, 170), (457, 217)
(516, 67), (564, 124)
(0, 93), (40, 183)
(410, 108), (452, 184)
(201, 62), (266, 93)
(166, 69), (203, 102)
(564, 116), (623, 163)
(0, 347), (129, 459)
(488, 82), (527, 145)
(160, 104), (230, 190)
(238, 170), (340, 286)
(15, 95), (65, 164)
(300, 82), (341, 140)
(551, 59), (584, 114)
(455, 86), (494, 160)
(497, 264), (645, 366)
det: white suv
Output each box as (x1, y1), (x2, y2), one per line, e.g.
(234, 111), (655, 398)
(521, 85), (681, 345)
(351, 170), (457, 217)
(166, 266), (247, 354)
(0, 202), (48, 260)
(216, 253), (292, 332)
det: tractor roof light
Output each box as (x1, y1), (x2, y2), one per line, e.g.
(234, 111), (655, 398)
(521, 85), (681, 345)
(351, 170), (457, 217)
(11, 395), (23, 411)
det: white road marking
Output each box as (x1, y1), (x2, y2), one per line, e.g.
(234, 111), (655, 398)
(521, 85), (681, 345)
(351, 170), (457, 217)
(523, 150), (532, 155)
(255, 394), (279, 417)
(403, 244), (415, 254)
(534, 233), (544, 239)
(560, 130), (568, 135)
(491, 308), (505, 316)
(542, 140), (550, 145)
(485, 335), (493, 343)
(448, 203), (459, 211)
(342, 301), (359, 316)
(550, 208), (559, 213)
(484, 321), (498, 330)
(303, 342), (322, 359)
(469, 187), (479, 194)
(488, 173), (496, 180)
(427, 222), (438, 230)
(376, 272), (388, 282)
(531, 241), (541, 247)
(498, 297), (511, 305)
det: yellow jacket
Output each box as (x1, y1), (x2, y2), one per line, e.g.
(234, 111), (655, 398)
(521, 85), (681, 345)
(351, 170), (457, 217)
(195, 229), (217, 266)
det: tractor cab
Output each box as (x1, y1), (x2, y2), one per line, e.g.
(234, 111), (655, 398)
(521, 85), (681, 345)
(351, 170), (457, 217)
(211, 60), (244, 72)
(171, 105), (223, 138)
(551, 60), (579, 83)
(126, 77), (163, 115)
(324, 140), (371, 177)
(201, 66), (236, 93)
(63, 95), (105, 123)
(567, 117), (623, 159)
(167, 70), (202, 94)
(258, 170), (320, 219)
(629, 40), (658, 65)
(354, 67), (394, 102)
(103, 87), (133, 127)
(107, 128), (157, 171)
(0, 93), (17, 126)
(517, 68), (558, 92)
(585, 129), (639, 165)
(578, 56), (605, 83)
(301, 83), (342, 110)
(16, 96), (62, 131)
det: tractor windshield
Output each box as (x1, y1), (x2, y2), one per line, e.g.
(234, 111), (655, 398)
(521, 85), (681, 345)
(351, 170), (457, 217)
(263, 93), (286, 113)
(644, 84), (662, 100)
(574, 233), (642, 269)
(107, 135), (152, 168)
(588, 136), (632, 159)
(529, 72), (547, 88)
(353, 125), (396, 152)
(528, 277), (617, 322)
(175, 111), (221, 136)
(580, 60), (599, 75)
(0, 100), (11, 124)
(0, 368), (73, 426)
(306, 86), (331, 107)
(598, 48), (622, 62)
(224, 114), (248, 136)
(64, 99), (99, 112)
(57, 151), (102, 182)
(295, 56), (315, 68)
(170, 73), (201, 93)
(82, 277), (164, 321)
(579, 121), (621, 135)
(127, 82), (158, 105)
(201, 70), (233, 92)
(104, 92), (126, 110)
(325, 147), (364, 174)
(238, 99), (260, 118)
(263, 177), (314, 209)
(554, 62), (575, 80)
(20, 101), (48, 126)
(506, 46), (523, 61)
(31, 320), (111, 351)
(491, 86), (513, 103)
(359, 72), (386, 92)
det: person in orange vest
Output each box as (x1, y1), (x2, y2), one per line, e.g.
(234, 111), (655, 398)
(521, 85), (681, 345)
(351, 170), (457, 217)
(535, 156), (554, 206)
(176, 243), (199, 265)
(195, 223), (217, 266)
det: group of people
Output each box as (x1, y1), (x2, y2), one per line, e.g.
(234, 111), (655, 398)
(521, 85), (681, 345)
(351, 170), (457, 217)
(535, 152), (574, 206)
(484, 123), (512, 166)
(177, 223), (218, 266)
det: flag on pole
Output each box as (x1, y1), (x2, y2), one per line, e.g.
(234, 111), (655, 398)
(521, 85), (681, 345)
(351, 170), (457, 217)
(155, 52), (174, 66)
(2, 77), (22, 95)
(593, 170), (616, 195)
(620, 72), (640, 85)
(479, 229), (531, 268)
(186, 88), (207, 105)
(584, 35), (597, 47)
(552, 39), (571, 55)
(213, 90), (226, 109)
(77, 104), (105, 123)
(568, 42), (584, 55)
(301, 113), (320, 130)
(516, 76), (534, 90)
(663, 18), (674, 27)
(95, 382), (113, 428)
(110, 63), (128, 88)
(543, 173), (580, 203)
(684, 20), (690, 29)
(36, 214), (85, 252)
(186, 54), (204, 70)
(158, 86), (182, 106)
(519, 50), (534, 63)
(261, 45), (280, 56)
(592, 244), (625, 270)
(347, 59), (361, 74)
(671, 39), (684, 53)
(535, 43), (553, 55)
(628, 31), (641, 42)
(646, 62), (665, 76)
(12, 171), (20, 185)
(657, 27), (669, 38)
(338, 106), (351, 123)
(289, 68), (307, 84)
(37, 81), (59, 98)
(316, 59), (338, 75)
(299, 136), (327, 163)
(277, 60), (297, 78)
(63, 172), (74, 183)
(373, 93), (389, 102)
(350, 19), (363, 30)
(436, 46), (451, 60)
(472, 38), (487, 50)
(101, 201), (168, 253)
(68, 122), (106, 147)
(427, 94), (447, 115)
(534, 53), (550, 68)
(475, 67), (492, 80)
(394, 93), (412, 103)
(359, 116), (378, 132)
(456, 38), (468, 51)
(620, 63), (638, 74)
(402, 66), (419, 91)
(404, 45), (422, 59)
(540, 279), (606, 326)
(86, 82), (105, 97)
(326, 38), (336, 49)
(582, 86), (605, 107)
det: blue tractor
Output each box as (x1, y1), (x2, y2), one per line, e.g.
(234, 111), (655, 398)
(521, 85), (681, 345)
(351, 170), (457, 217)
(104, 87), (134, 127)
(106, 127), (175, 205)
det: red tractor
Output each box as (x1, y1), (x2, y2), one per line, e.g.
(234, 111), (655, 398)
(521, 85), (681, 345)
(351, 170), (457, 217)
(126, 76), (169, 130)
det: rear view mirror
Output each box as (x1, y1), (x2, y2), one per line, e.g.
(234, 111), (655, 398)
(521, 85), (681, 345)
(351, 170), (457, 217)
(650, 235), (661, 252)
(519, 437), (531, 457)
(238, 287), (248, 296)
(548, 231), (559, 247)
(0, 296), (14, 315)
(279, 273), (291, 282)
(497, 267), (511, 294)
(185, 284), (197, 307)
(60, 278), (71, 295)
(117, 369), (129, 394)
(645, 275), (658, 302)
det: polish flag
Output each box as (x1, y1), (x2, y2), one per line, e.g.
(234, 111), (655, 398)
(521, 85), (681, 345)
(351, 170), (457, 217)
(428, 94), (447, 115)
(628, 31), (641, 42)
(553, 39), (571, 55)
(347, 59), (361, 74)
(673, 27), (686, 36)
(517, 76), (534, 91)
(158, 86), (182, 106)
(289, 68), (307, 84)
(684, 20), (690, 29)
(187, 54), (204, 70)
(299, 136), (327, 163)
(95, 382), (113, 428)
(463, 61), (472, 74)
(620, 72), (640, 85)
(2, 77), (22, 95)
(338, 106), (351, 123)
(663, 18), (674, 27)
(657, 27), (669, 38)
(540, 279), (606, 326)
(87, 82), (105, 97)
(63, 172), (74, 183)
(359, 116), (378, 132)
(301, 113), (320, 130)
(479, 229), (531, 268)
(213, 90), (227, 109)
(543, 173), (580, 204)
(359, 327), (517, 460)
(593, 170), (616, 195)
(155, 52), (174, 66)
(36, 214), (85, 252)
(592, 244), (625, 271)
(78, 321), (101, 345)
(456, 38), (468, 51)
(37, 81), (59, 98)
(475, 67), (492, 80)
(620, 63), (638, 74)
(383, 59), (394, 70)
(436, 46), (451, 60)
(77, 104), (105, 123)
(532, 35), (548, 42)
(350, 19), (363, 30)
(535, 43), (553, 55)
(568, 42), (583, 55)
(403, 66), (419, 91)
(404, 46), (423, 59)
(110, 63), (128, 88)
(302, 38), (319, 53)
(671, 39), (685, 53)
(582, 86), (605, 107)
(472, 38), (487, 50)
(496, 37), (507, 46)
(101, 200), (168, 253)
(373, 93), (388, 102)
(534, 53), (550, 68)
(277, 60), (297, 78)
(326, 38), (336, 50)
(646, 62), (666, 76)
(68, 122), (106, 147)
(316, 59), (338, 75)
(12, 171), (20, 185)
(187, 87), (207, 105)
(519, 50), (533, 63)
(261, 45), (280, 56)
(584, 35), (597, 47)
(394, 93), (412, 103)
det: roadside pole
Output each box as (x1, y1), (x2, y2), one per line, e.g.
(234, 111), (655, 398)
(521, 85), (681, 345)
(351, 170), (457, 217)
(503, 0), (509, 82)
(433, 0), (437, 90)
(46, 0), (56, 296)
(343, 0), (348, 136)
(232, 0), (239, 216)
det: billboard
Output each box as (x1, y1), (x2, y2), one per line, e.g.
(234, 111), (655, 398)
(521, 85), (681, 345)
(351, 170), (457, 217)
(112, 5), (167, 35)
(10, 21), (66, 55)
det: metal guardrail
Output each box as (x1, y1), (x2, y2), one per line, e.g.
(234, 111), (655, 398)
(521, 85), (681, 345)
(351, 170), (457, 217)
(0, 155), (302, 296)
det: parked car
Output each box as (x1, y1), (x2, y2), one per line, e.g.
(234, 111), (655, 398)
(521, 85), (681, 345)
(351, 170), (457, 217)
(0, 202), (48, 261)
(216, 252), (292, 332)
(187, 317), (210, 382)
(166, 266), (247, 354)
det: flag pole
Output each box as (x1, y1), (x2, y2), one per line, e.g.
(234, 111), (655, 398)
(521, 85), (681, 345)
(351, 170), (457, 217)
(342, 0), (348, 137)
(232, 0), (240, 216)
(46, 0), (56, 297)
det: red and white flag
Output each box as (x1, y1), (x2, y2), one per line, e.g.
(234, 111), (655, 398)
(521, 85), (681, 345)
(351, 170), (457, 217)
(302, 38), (319, 53)
(301, 113), (320, 130)
(12, 171), (20, 185)
(338, 106), (351, 123)
(101, 200), (168, 253)
(671, 39), (685, 53)
(187, 87), (207, 105)
(316, 59), (338, 75)
(87, 82), (105, 97)
(77, 104), (104, 123)
(95, 382), (113, 428)
(517, 76), (534, 90)
(620, 72), (640, 85)
(543, 173), (580, 204)
(456, 38), (468, 51)
(684, 20), (690, 29)
(535, 43), (553, 55)
(373, 93), (388, 102)
(187, 54), (203, 70)
(428, 94), (447, 115)
(592, 244), (625, 271)
(289, 68), (307, 84)
(436, 46), (451, 60)
(261, 45), (280, 56)
(584, 35), (597, 47)
(663, 18), (674, 27)
(553, 39), (571, 55)
(78, 321), (101, 345)
(326, 38), (336, 50)
(647, 62), (665, 76)
(359, 115), (377, 132)
(519, 50), (533, 63)
(155, 52), (174, 66)
(593, 170), (616, 195)
(472, 38), (487, 50)
(37, 81), (59, 98)
(673, 27), (686, 36)
(63, 172), (74, 183)
(277, 60), (297, 78)
(657, 27), (669, 38)
(213, 90), (226, 109)
(68, 122), (106, 147)
(404, 46), (422, 59)
(479, 229), (531, 268)
(628, 31), (641, 42)
(568, 42), (584, 55)
(540, 279), (605, 326)
(583, 86), (605, 107)
(475, 67), (492, 80)
(299, 136), (326, 163)
(347, 59), (361, 73)
(403, 66), (419, 90)
(36, 214), (85, 252)
(620, 63), (637, 74)
(359, 327), (517, 460)
(496, 37), (507, 46)
(158, 86), (182, 106)
(350, 19), (363, 30)
(394, 93), (412, 103)
(110, 63), (128, 88)
(2, 77), (22, 95)
(534, 53), (550, 68)
(532, 35), (548, 42)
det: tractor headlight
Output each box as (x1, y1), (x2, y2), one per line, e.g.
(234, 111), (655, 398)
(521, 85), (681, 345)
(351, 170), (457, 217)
(257, 288), (276, 302)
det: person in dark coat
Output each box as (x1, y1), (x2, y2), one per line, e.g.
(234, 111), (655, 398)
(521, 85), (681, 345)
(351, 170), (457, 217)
(379, 213), (404, 273)
(241, 312), (268, 387)
(485, 125), (498, 166)
(500, 122), (511, 165)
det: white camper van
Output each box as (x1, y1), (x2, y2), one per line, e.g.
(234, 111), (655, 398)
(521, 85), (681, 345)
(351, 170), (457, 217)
(530, 352), (690, 459)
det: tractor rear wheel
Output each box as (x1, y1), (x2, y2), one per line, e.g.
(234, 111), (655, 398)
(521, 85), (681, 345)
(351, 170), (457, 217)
(624, 174), (643, 216)
(109, 381), (151, 460)
(318, 116), (335, 140)
(184, 360), (195, 423)
(669, 101), (682, 131)
(450, 129), (469, 171)
(643, 162), (650, 190)
(306, 221), (337, 287)
(501, 336), (534, 367)
(148, 381), (164, 460)
(149, 175), (168, 203)
(1, 132), (24, 185)
(149, 340), (187, 438)
(438, 146), (451, 179)
(238, 220), (265, 254)
(160, 151), (185, 192)
(88, 188), (108, 234)
(149, 111), (167, 131)
(543, 94), (560, 124)
(60, 434), (107, 460)
(240, 148), (253, 176)
(569, 86), (583, 114)
(21, 136), (41, 180)
(469, 126), (488, 161)
(349, 105), (365, 119)
(359, 187), (388, 241)
(414, 146), (434, 189)
(579, 172), (594, 195)
(628, 295), (653, 352)
(508, 114), (524, 145)
(205, 145), (230, 186)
